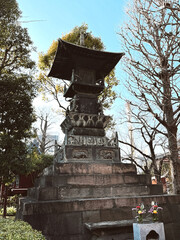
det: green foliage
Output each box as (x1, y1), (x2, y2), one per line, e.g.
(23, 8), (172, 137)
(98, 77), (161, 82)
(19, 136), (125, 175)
(0, 0), (36, 184)
(38, 40), (58, 71)
(62, 24), (104, 50)
(38, 23), (119, 112)
(26, 148), (53, 174)
(0, 206), (16, 216)
(0, 0), (35, 74)
(0, 218), (45, 239)
(7, 195), (19, 208)
(99, 70), (119, 110)
(0, 76), (36, 183)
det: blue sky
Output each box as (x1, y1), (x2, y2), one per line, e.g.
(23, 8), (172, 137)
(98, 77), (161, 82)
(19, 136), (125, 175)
(17, 0), (127, 59)
(17, 0), (129, 139)
(17, 0), (130, 101)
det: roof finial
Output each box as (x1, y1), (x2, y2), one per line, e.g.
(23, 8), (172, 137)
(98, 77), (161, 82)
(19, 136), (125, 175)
(80, 29), (85, 46)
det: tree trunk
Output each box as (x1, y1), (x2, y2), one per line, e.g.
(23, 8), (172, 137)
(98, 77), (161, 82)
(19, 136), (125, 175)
(3, 186), (7, 218)
(0, 183), (3, 201)
(154, 167), (161, 184)
(167, 128), (179, 194)
(162, 75), (179, 194)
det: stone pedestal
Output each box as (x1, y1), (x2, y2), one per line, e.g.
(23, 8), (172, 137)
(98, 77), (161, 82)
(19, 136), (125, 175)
(133, 222), (165, 240)
(16, 161), (166, 240)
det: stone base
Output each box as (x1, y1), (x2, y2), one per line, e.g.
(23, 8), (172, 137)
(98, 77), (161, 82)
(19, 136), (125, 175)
(29, 162), (162, 201)
(133, 222), (165, 240)
(16, 161), (169, 239)
(17, 159), (180, 240)
(17, 195), (180, 240)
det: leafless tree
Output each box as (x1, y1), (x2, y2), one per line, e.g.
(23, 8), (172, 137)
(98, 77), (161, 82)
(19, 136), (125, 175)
(118, 104), (167, 182)
(36, 112), (56, 154)
(118, 0), (180, 193)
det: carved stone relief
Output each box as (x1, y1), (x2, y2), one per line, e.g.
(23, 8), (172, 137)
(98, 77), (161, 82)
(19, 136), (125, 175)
(67, 135), (118, 147)
(66, 113), (110, 129)
(72, 149), (88, 159)
(99, 150), (115, 160)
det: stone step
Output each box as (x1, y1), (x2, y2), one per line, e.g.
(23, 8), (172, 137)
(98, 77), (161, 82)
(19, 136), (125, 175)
(18, 194), (180, 240)
(43, 162), (137, 176)
(85, 220), (134, 240)
(20, 194), (180, 216)
(35, 173), (151, 188)
(28, 184), (163, 201)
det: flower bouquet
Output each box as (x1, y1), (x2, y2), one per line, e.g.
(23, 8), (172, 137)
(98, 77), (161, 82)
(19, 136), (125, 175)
(132, 203), (146, 223)
(148, 201), (163, 222)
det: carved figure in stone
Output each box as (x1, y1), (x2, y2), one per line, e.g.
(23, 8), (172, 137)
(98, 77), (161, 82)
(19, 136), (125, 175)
(104, 151), (113, 159)
(97, 138), (105, 146)
(67, 135), (80, 145)
(73, 150), (88, 159)
(87, 137), (95, 145)
(99, 150), (114, 160)
(67, 136), (75, 145)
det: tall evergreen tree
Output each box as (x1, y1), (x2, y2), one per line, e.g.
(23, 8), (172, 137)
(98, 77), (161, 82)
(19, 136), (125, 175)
(0, 0), (36, 193)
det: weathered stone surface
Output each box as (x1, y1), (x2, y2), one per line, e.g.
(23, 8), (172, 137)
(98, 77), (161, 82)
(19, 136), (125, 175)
(85, 219), (134, 230)
(83, 210), (101, 224)
(19, 195), (180, 215)
(164, 222), (180, 240)
(35, 174), (151, 188)
(17, 194), (180, 240)
(133, 222), (165, 240)
(57, 145), (121, 162)
(100, 208), (132, 222)
(53, 162), (137, 175)
(28, 184), (163, 201)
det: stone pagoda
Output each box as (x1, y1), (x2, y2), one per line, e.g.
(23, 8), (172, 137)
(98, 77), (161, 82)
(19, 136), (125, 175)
(17, 39), (180, 240)
(49, 39), (123, 163)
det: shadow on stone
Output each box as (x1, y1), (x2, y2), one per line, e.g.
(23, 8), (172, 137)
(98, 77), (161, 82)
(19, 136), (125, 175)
(146, 230), (159, 240)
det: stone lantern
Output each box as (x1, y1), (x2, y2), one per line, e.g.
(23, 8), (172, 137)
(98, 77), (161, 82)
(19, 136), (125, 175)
(48, 39), (124, 162)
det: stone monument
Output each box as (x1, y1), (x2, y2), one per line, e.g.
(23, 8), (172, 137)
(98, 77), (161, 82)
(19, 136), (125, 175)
(17, 38), (180, 240)
(49, 39), (122, 163)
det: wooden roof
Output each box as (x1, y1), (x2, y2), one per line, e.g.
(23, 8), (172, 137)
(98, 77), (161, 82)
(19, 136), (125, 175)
(48, 39), (124, 81)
